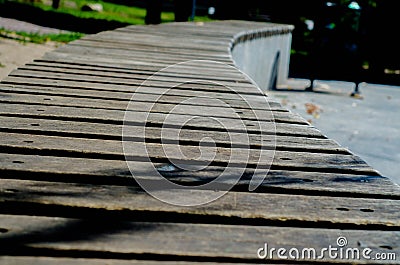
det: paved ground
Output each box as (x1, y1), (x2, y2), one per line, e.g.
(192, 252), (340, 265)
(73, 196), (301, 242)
(269, 79), (400, 185)
(1, 17), (399, 186)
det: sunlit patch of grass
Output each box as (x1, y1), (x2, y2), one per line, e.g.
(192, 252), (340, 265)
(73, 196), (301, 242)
(0, 28), (84, 44)
(12, 0), (213, 25)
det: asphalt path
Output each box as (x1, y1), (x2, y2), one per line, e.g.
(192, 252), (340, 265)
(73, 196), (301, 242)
(269, 79), (400, 185)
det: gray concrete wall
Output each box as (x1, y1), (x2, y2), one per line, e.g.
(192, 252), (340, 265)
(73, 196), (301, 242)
(230, 25), (293, 91)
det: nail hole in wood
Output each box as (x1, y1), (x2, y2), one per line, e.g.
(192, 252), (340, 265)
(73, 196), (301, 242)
(360, 208), (374, 213)
(301, 179), (313, 182)
(336, 207), (350, 211)
(37, 109), (45, 112)
(12, 161), (24, 164)
(0, 228), (8, 233)
(31, 124), (40, 126)
(43, 98), (52, 101)
(23, 140), (34, 143)
(379, 245), (393, 250)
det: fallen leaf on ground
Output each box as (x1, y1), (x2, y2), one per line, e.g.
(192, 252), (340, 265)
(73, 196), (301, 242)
(305, 103), (322, 118)
(350, 93), (364, 99)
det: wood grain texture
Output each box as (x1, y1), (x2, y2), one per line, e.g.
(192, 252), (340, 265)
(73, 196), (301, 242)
(0, 20), (399, 265)
(0, 128), (347, 153)
(0, 106), (324, 138)
(0, 179), (399, 227)
(0, 214), (398, 264)
(0, 82), (285, 111)
(0, 153), (396, 197)
(0, 257), (253, 265)
(0, 129), (376, 174)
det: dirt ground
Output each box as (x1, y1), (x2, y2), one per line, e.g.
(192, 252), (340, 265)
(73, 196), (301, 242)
(0, 38), (58, 80)
(0, 16), (66, 80)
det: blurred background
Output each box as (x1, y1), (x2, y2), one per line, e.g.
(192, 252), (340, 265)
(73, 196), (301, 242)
(1, 0), (398, 86)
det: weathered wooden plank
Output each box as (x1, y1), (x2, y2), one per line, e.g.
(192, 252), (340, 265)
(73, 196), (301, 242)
(112, 27), (245, 39)
(0, 125), (345, 153)
(67, 39), (229, 53)
(66, 41), (232, 59)
(0, 154), (397, 197)
(80, 30), (233, 44)
(0, 104), (334, 144)
(91, 30), (231, 46)
(0, 153), (395, 198)
(41, 51), (191, 68)
(0, 93), (306, 125)
(62, 30), (232, 47)
(31, 58), (240, 77)
(78, 32), (231, 49)
(68, 40), (230, 58)
(117, 20), (274, 33)
(38, 49), (236, 72)
(14, 65), (257, 91)
(23, 61), (248, 80)
(0, 108), (322, 138)
(1, 80), (280, 107)
(6, 69), (263, 94)
(0, 181), (399, 226)
(26, 60), (249, 79)
(0, 257), (249, 265)
(1, 82), (268, 111)
(50, 46), (232, 66)
(43, 49), (232, 67)
(7, 67), (247, 84)
(115, 27), (235, 38)
(169, 168), (400, 198)
(0, 134), (374, 174)
(106, 24), (240, 37)
(0, 84), (287, 112)
(0, 214), (398, 264)
(97, 22), (289, 43)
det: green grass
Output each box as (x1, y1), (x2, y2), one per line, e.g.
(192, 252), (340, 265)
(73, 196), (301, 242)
(0, 0), (213, 44)
(16, 0), (212, 25)
(0, 27), (84, 44)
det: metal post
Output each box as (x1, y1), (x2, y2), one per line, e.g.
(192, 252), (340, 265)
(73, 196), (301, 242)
(351, 83), (361, 97)
(190, 0), (196, 21)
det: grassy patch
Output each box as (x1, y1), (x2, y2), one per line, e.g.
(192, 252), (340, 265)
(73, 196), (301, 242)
(0, 0), (212, 43)
(35, 0), (154, 24)
(0, 27), (84, 44)
(13, 0), (212, 25)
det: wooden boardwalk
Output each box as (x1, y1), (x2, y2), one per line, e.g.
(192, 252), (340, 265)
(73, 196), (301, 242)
(0, 21), (399, 264)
